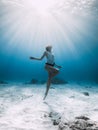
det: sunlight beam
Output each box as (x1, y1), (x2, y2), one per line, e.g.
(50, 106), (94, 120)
(0, 0), (97, 56)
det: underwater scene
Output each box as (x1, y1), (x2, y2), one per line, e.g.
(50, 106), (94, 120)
(0, 0), (98, 130)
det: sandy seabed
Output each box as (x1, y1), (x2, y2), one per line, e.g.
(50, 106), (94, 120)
(0, 83), (98, 130)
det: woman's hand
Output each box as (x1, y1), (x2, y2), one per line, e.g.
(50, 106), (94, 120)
(55, 64), (62, 68)
(29, 57), (35, 60)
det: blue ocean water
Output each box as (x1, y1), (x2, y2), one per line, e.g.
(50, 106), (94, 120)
(0, 0), (98, 83)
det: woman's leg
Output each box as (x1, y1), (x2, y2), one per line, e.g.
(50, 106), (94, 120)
(45, 65), (59, 77)
(43, 73), (52, 100)
(51, 68), (59, 77)
(43, 65), (59, 100)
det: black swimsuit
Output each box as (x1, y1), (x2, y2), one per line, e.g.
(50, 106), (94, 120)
(45, 63), (55, 66)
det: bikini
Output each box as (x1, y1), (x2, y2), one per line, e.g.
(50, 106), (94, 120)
(45, 62), (55, 66)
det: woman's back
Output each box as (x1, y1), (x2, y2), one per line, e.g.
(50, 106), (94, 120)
(45, 51), (54, 65)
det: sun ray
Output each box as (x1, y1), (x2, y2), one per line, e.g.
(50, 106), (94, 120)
(0, 0), (97, 57)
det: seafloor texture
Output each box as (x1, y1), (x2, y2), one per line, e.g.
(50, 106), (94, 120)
(0, 83), (98, 130)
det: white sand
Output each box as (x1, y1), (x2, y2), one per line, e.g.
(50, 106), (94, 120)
(0, 83), (98, 130)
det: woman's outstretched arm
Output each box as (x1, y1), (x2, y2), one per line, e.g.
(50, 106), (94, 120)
(30, 52), (46, 61)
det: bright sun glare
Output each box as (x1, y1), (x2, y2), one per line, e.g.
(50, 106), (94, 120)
(22, 0), (55, 15)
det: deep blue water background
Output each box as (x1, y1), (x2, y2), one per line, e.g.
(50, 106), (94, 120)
(0, 35), (97, 83)
(0, 1), (98, 83)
